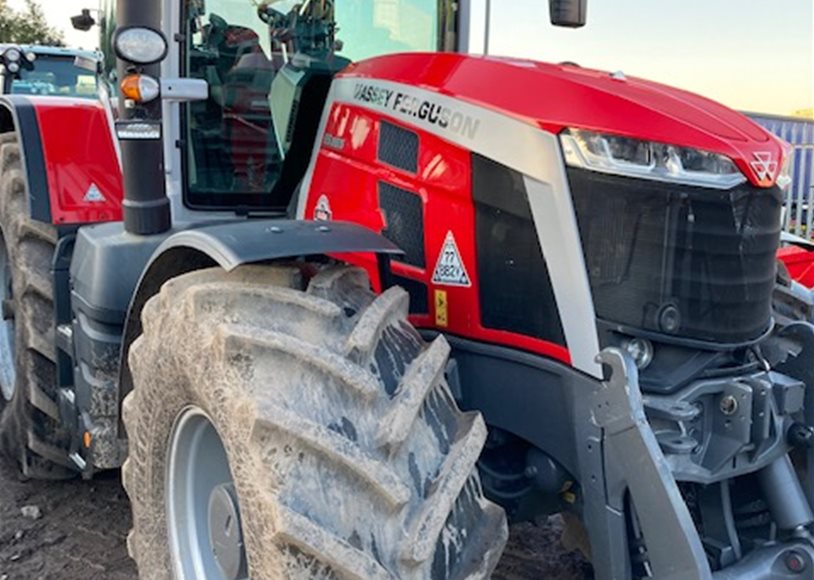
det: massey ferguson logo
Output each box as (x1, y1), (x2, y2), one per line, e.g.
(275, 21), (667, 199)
(750, 152), (778, 183)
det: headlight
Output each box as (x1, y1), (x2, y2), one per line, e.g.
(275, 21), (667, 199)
(114, 27), (168, 65)
(560, 128), (746, 189)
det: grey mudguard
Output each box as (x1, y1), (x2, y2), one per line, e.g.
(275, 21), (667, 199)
(149, 219), (402, 271)
(115, 218), (401, 407)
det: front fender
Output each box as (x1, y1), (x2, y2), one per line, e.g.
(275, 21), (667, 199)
(0, 95), (123, 225)
(116, 219), (402, 409)
(150, 219), (402, 271)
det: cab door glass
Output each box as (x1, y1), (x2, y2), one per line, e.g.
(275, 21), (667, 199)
(186, 0), (279, 198)
(182, 0), (446, 207)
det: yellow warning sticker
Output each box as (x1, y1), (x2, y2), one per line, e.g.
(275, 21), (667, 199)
(434, 289), (448, 327)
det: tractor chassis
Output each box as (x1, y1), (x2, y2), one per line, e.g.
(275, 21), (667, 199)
(434, 331), (814, 579)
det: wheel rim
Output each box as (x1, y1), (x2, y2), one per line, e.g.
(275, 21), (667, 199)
(0, 231), (15, 401)
(167, 406), (248, 580)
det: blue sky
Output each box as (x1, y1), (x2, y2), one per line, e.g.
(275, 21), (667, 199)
(36, 0), (813, 116)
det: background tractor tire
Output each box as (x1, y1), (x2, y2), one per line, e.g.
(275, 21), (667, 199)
(123, 265), (507, 579)
(0, 132), (74, 480)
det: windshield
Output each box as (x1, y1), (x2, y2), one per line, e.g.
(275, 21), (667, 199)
(11, 55), (99, 99)
(183, 0), (444, 210)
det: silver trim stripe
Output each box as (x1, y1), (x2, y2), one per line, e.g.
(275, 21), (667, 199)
(299, 76), (601, 377)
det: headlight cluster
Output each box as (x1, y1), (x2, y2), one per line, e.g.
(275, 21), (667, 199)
(560, 128), (747, 189)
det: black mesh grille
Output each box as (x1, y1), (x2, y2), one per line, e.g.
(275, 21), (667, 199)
(378, 121), (419, 173)
(379, 182), (426, 268)
(472, 154), (566, 346)
(569, 168), (783, 344)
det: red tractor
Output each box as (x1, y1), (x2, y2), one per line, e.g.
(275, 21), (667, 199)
(0, 0), (809, 578)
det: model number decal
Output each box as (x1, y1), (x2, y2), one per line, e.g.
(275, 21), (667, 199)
(353, 83), (481, 139)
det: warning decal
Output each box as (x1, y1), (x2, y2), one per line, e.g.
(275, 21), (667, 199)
(432, 231), (471, 287)
(83, 183), (105, 203)
(434, 289), (448, 327)
(314, 194), (332, 221)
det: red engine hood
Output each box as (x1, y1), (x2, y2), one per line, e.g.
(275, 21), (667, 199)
(342, 53), (788, 188)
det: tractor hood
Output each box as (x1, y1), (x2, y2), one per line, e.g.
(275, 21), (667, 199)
(342, 52), (788, 188)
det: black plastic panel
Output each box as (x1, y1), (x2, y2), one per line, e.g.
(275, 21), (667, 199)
(379, 182), (426, 268)
(378, 121), (419, 173)
(392, 272), (429, 314)
(3, 96), (52, 222)
(472, 154), (566, 346)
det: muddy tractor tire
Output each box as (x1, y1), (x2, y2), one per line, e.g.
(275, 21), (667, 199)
(0, 133), (73, 480)
(123, 265), (507, 579)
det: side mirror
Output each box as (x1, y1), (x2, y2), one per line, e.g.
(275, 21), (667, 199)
(71, 9), (96, 32)
(549, 0), (587, 28)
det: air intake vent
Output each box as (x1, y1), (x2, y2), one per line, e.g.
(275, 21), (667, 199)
(379, 182), (425, 268)
(378, 121), (419, 173)
(472, 154), (566, 346)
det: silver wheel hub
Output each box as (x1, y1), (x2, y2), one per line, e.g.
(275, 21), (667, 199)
(167, 406), (247, 580)
(0, 232), (15, 401)
(208, 483), (246, 579)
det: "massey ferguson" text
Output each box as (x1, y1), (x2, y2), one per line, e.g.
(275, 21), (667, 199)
(353, 83), (480, 139)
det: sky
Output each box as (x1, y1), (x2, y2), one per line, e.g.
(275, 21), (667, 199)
(26, 0), (814, 117)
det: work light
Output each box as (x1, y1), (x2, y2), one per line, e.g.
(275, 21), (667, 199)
(113, 26), (168, 65)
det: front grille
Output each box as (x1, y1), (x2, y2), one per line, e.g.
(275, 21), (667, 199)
(379, 182), (426, 268)
(569, 168), (783, 344)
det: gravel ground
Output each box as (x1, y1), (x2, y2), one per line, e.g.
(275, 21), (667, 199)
(0, 455), (591, 579)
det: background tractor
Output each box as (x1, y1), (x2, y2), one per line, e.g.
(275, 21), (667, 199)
(0, 45), (105, 99)
(0, 0), (813, 578)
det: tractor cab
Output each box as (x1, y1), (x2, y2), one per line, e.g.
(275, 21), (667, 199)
(108, 0), (586, 230)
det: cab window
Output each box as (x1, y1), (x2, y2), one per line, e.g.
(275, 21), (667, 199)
(12, 56), (99, 99)
(182, 0), (450, 210)
(336, 0), (440, 62)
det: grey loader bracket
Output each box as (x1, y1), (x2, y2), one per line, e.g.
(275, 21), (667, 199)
(594, 348), (712, 580)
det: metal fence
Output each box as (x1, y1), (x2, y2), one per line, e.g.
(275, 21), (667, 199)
(746, 113), (814, 237)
